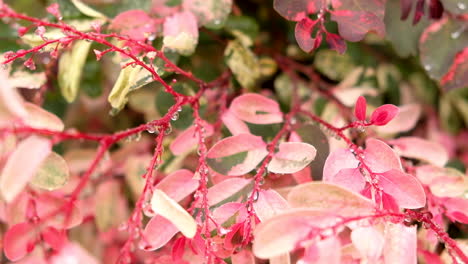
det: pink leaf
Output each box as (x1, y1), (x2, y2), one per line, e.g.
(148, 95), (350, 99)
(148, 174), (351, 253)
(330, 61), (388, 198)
(267, 142), (316, 174)
(140, 215), (179, 251)
(253, 209), (340, 259)
(273, 0), (323, 21)
(300, 236), (341, 264)
(331, 10), (385, 42)
(0, 136), (51, 202)
(230, 93), (283, 124)
(170, 121), (214, 155)
(376, 104), (421, 134)
(295, 17), (318, 53)
(42, 226), (66, 251)
(364, 138), (402, 173)
(206, 134), (267, 176)
(212, 202), (245, 229)
(443, 197), (468, 224)
(415, 165), (467, 198)
(323, 148), (359, 182)
(110, 10), (158, 41)
(379, 169), (426, 209)
(383, 223), (417, 264)
(232, 250), (255, 264)
(440, 47), (468, 91)
(389, 137), (448, 167)
(35, 194), (82, 229)
(221, 110), (250, 135)
(207, 178), (252, 206)
(370, 104), (399, 126)
(4, 222), (36, 261)
(49, 242), (99, 264)
(330, 168), (366, 193)
(351, 226), (384, 261)
(287, 182), (375, 217)
(325, 32), (346, 54)
(354, 96), (367, 121)
(253, 189), (290, 221)
(156, 169), (199, 202)
(292, 166), (312, 184)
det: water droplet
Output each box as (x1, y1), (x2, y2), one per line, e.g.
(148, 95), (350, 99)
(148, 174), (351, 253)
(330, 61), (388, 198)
(252, 190), (259, 201)
(146, 51), (157, 60)
(164, 125), (172, 135)
(177, 106), (182, 112)
(424, 64), (432, 71)
(24, 58), (36, 70)
(171, 112), (179, 121)
(213, 19), (221, 25)
(146, 125), (159, 134)
(35, 26), (46, 36)
(94, 49), (103, 60)
(458, 2), (466, 10)
(219, 227), (230, 235)
(451, 31), (461, 39)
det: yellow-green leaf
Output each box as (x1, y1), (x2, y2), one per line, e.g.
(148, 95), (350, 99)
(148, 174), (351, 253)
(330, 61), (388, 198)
(58, 40), (92, 103)
(71, 0), (108, 19)
(225, 40), (260, 90)
(30, 152), (69, 191)
(108, 64), (151, 113)
(151, 189), (197, 238)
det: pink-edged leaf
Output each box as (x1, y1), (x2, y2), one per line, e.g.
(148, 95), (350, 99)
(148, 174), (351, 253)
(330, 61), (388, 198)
(170, 121), (214, 155)
(212, 202), (245, 229)
(253, 209), (340, 259)
(379, 169), (426, 209)
(330, 168), (366, 193)
(415, 165), (467, 198)
(331, 10), (385, 42)
(400, 0), (412, 20)
(323, 148), (359, 182)
(364, 138), (402, 173)
(383, 223), (417, 264)
(171, 237), (186, 262)
(94, 180), (127, 231)
(0, 136), (51, 202)
(354, 96), (367, 121)
(232, 249), (255, 264)
(49, 242), (99, 264)
(420, 250), (444, 264)
(221, 110), (250, 136)
(389, 137), (449, 167)
(443, 197), (468, 224)
(139, 215), (179, 251)
(287, 182), (375, 217)
(151, 189), (197, 238)
(206, 134), (267, 176)
(376, 104), (421, 134)
(35, 194), (83, 229)
(351, 226), (384, 261)
(41, 226), (66, 251)
(370, 104), (400, 126)
(110, 10), (158, 41)
(230, 93), (283, 124)
(23, 102), (64, 131)
(163, 11), (198, 55)
(253, 189), (290, 222)
(295, 17), (318, 53)
(0, 67), (28, 121)
(207, 178), (252, 206)
(273, 0), (323, 21)
(300, 236), (341, 264)
(156, 169), (199, 202)
(325, 32), (346, 54)
(267, 142), (316, 174)
(4, 222), (36, 261)
(441, 47), (468, 91)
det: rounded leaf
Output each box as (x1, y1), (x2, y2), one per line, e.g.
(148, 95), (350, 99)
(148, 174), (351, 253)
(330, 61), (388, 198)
(370, 104), (399, 126)
(155, 169), (199, 202)
(206, 134), (267, 176)
(253, 189), (290, 222)
(379, 169), (426, 209)
(4, 222), (36, 261)
(354, 96), (367, 121)
(267, 142), (316, 174)
(30, 152), (70, 191)
(140, 215), (179, 251)
(230, 93), (283, 124)
(389, 137), (448, 167)
(23, 102), (64, 131)
(0, 136), (51, 202)
(287, 182), (375, 217)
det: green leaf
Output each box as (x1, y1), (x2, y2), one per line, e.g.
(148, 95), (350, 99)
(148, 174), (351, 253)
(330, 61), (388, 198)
(30, 152), (69, 191)
(70, 0), (107, 19)
(224, 40), (261, 90)
(420, 17), (468, 81)
(313, 49), (354, 81)
(384, 0), (429, 58)
(58, 40), (92, 103)
(184, 0), (232, 29)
